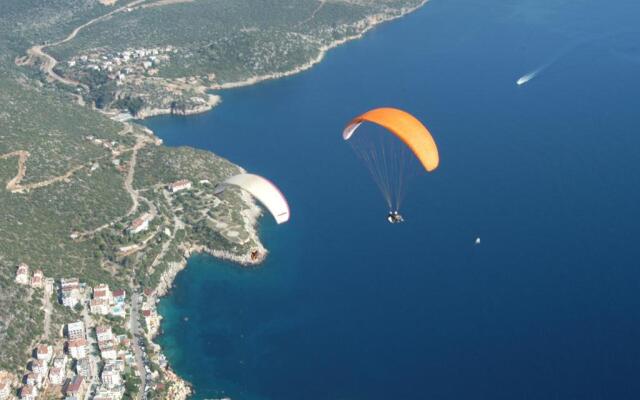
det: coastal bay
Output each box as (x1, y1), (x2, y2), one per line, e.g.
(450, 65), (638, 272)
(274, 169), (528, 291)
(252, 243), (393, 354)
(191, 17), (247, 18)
(0, 0), (435, 393)
(148, 1), (640, 399)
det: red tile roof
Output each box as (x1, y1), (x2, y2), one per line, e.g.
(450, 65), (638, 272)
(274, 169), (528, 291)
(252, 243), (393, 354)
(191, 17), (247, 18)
(96, 326), (111, 334)
(66, 376), (84, 392)
(170, 179), (191, 188)
(37, 344), (50, 354)
(21, 385), (35, 395)
(68, 338), (88, 348)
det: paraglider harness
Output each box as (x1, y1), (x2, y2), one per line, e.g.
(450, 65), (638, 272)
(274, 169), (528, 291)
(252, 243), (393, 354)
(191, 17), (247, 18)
(387, 211), (404, 224)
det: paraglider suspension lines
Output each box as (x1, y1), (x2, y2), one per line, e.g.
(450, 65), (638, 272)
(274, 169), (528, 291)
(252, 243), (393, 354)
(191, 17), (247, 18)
(349, 128), (418, 213)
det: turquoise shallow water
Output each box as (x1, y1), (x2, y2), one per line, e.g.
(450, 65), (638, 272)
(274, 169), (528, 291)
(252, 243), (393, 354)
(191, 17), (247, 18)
(146, 1), (640, 399)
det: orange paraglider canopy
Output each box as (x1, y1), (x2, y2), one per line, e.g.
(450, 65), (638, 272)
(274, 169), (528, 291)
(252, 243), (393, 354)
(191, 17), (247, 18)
(343, 107), (439, 172)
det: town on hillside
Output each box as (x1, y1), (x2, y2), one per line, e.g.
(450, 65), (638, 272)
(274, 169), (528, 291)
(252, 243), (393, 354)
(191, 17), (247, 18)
(0, 256), (186, 400)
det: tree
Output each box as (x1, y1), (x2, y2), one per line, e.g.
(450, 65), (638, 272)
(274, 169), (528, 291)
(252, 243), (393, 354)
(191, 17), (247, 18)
(114, 96), (145, 115)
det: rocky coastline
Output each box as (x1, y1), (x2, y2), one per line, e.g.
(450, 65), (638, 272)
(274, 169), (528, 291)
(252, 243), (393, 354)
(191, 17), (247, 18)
(141, 184), (264, 398)
(141, 3), (428, 398)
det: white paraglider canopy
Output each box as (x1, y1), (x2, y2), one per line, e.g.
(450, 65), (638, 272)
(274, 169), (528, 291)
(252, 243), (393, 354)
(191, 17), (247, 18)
(216, 173), (290, 224)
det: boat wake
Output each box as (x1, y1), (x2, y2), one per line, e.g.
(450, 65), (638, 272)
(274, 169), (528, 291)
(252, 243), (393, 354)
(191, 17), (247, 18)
(515, 32), (621, 87)
(516, 69), (541, 86)
(516, 58), (557, 86)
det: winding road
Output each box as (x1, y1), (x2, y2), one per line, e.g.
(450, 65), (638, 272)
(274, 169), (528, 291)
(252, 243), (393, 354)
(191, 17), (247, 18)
(21, 0), (150, 88)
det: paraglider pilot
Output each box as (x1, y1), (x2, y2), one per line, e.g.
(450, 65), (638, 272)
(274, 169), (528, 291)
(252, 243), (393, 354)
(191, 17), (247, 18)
(343, 108), (439, 223)
(387, 211), (404, 224)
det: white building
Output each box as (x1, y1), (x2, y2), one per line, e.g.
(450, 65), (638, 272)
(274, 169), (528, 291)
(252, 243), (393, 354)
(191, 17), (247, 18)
(90, 298), (110, 315)
(94, 384), (125, 400)
(24, 372), (41, 388)
(30, 360), (47, 375)
(0, 380), (10, 400)
(61, 277), (80, 289)
(168, 179), (192, 193)
(100, 364), (122, 388)
(93, 284), (112, 302)
(52, 354), (67, 369)
(142, 309), (159, 334)
(44, 277), (55, 293)
(60, 278), (81, 307)
(96, 326), (113, 343)
(75, 357), (93, 378)
(30, 270), (44, 288)
(61, 289), (79, 307)
(67, 321), (85, 340)
(128, 213), (151, 234)
(48, 367), (65, 385)
(112, 289), (126, 304)
(36, 344), (52, 362)
(15, 263), (29, 285)
(99, 343), (117, 361)
(106, 359), (125, 373)
(68, 338), (88, 359)
(19, 384), (38, 400)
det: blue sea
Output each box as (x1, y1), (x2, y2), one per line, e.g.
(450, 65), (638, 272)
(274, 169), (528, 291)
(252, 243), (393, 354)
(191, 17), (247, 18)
(145, 1), (640, 399)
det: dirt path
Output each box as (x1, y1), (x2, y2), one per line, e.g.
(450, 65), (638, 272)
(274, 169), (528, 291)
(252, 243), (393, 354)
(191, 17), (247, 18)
(73, 130), (154, 242)
(148, 190), (183, 273)
(19, 165), (85, 192)
(42, 284), (53, 339)
(297, 0), (325, 27)
(50, 0), (149, 49)
(123, 134), (148, 216)
(141, 0), (196, 8)
(0, 151), (28, 190)
(0, 150), (88, 193)
(119, 128), (155, 218)
(0, 121), (148, 199)
(25, 45), (85, 88)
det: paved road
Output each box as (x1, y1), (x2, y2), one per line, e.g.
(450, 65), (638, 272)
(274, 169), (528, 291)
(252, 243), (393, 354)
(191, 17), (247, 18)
(129, 290), (147, 400)
(24, 0), (149, 89)
(81, 301), (101, 400)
